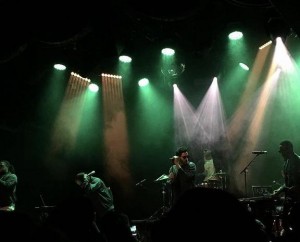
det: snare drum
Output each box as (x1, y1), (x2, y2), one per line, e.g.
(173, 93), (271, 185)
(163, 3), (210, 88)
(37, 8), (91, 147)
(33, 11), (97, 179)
(207, 178), (222, 189)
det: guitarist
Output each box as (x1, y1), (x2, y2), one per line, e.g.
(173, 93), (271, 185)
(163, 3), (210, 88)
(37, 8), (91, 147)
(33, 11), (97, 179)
(273, 140), (300, 234)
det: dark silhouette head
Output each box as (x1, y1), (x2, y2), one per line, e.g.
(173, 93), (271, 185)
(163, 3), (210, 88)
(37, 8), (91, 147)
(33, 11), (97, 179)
(279, 140), (294, 159)
(0, 160), (15, 175)
(151, 187), (269, 242)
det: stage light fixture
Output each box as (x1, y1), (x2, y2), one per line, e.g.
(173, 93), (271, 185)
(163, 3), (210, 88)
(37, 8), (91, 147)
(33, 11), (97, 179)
(225, 22), (244, 40)
(119, 55), (132, 63)
(118, 44), (133, 63)
(138, 78), (149, 87)
(239, 63), (249, 71)
(88, 83), (99, 92)
(228, 31), (243, 40)
(161, 47), (175, 56)
(54, 63), (66, 70)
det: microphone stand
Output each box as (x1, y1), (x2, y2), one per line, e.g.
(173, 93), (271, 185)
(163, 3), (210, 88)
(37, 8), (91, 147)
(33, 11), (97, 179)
(240, 154), (260, 197)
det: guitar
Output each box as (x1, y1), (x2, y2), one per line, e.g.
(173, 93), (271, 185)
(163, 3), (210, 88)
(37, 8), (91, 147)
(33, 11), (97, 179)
(272, 184), (295, 198)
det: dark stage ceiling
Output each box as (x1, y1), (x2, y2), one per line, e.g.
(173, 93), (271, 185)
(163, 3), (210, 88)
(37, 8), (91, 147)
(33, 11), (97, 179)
(1, 0), (300, 133)
(1, 0), (299, 85)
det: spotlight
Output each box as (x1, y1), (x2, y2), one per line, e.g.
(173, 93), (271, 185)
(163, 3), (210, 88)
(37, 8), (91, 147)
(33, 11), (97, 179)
(239, 63), (249, 71)
(226, 22), (244, 40)
(119, 55), (132, 63)
(88, 83), (99, 92)
(138, 78), (149, 87)
(228, 31), (243, 40)
(118, 44), (133, 63)
(161, 48), (175, 56)
(54, 64), (66, 70)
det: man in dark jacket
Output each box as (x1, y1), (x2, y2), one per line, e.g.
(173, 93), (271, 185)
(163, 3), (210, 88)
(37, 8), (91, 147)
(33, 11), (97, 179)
(0, 160), (17, 211)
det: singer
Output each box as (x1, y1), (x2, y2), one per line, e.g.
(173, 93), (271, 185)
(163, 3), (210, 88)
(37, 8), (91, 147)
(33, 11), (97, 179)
(75, 171), (115, 218)
(168, 146), (197, 206)
(74, 171), (136, 242)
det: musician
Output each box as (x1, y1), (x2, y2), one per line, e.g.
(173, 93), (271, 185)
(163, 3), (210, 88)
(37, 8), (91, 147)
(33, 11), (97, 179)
(0, 160), (17, 211)
(273, 140), (300, 234)
(273, 141), (300, 199)
(75, 172), (114, 219)
(195, 149), (221, 188)
(168, 146), (197, 206)
(202, 149), (219, 183)
(75, 172), (136, 242)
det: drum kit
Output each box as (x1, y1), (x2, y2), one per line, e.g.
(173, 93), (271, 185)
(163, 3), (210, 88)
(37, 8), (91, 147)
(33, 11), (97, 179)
(148, 171), (228, 219)
(153, 171), (229, 190)
(197, 171), (228, 190)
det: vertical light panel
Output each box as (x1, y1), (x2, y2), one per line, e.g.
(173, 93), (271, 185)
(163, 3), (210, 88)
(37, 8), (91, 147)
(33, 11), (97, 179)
(102, 74), (132, 197)
(45, 72), (90, 176)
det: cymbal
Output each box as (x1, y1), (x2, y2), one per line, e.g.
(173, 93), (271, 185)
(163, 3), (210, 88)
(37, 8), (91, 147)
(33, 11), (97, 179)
(155, 174), (169, 182)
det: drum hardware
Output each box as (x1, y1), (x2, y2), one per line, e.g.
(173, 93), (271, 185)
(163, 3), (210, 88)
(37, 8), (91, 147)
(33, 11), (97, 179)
(207, 178), (222, 189)
(240, 153), (264, 197)
(35, 194), (56, 222)
(216, 171), (228, 190)
(196, 172), (228, 190)
(149, 174), (170, 220)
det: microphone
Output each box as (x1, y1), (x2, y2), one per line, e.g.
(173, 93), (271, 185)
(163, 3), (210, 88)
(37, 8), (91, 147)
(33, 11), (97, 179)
(252, 151), (267, 155)
(135, 179), (146, 186)
(87, 171), (95, 176)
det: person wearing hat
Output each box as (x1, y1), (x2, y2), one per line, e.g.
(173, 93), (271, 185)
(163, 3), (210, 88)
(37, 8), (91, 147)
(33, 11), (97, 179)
(168, 146), (196, 206)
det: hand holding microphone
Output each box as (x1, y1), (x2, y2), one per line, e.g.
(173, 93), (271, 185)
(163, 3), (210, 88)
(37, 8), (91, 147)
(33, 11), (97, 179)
(83, 171), (95, 184)
(87, 170), (95, 176)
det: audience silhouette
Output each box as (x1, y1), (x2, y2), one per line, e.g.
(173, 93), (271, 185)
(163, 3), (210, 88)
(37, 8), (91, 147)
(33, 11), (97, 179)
(150, 187), (270, 242)
(44, 195), (105, 242)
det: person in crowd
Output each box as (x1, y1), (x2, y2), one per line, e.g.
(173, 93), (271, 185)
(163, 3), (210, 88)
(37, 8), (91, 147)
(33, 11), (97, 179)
(168, 146), (197, 206)
(44, 194), (105, 242)
(0, 160), (17, 211)
(0, 209), (73, 242)
(75, 171), (136, 242)
(284, 201), (300, 242)
(150, 187), (270, 242)
(272, 140), (300, 236)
